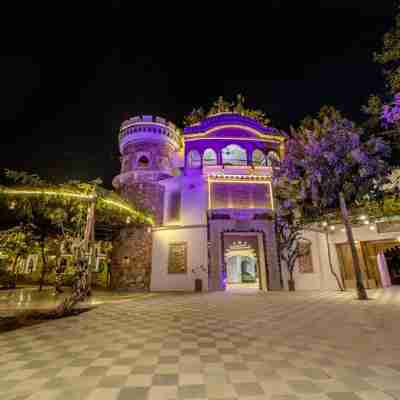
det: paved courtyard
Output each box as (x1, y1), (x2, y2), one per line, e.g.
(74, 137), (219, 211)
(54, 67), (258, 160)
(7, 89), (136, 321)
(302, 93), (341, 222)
(1, 288), (400, 400)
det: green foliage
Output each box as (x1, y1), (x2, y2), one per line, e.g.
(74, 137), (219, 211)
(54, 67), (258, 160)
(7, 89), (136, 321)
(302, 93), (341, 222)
(375, 14), (400, 93)
(183, 94), (271, 126)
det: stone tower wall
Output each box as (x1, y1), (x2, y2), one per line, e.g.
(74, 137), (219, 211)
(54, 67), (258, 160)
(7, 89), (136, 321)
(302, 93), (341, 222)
(110, 226), (152, 290)
(121, 182), (165, 226)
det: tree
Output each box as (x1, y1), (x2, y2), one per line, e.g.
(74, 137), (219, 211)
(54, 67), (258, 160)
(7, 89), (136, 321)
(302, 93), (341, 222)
(0, 169), (153, 315)
(0, 224), (39, 287)
(362, 9), (400, 163)
(278, 108), (391, 299)
(374, 13), (400, 95)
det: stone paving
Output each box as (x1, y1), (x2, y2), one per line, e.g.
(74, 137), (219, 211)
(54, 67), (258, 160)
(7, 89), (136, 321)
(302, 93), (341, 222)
(1, 288), (400, 400)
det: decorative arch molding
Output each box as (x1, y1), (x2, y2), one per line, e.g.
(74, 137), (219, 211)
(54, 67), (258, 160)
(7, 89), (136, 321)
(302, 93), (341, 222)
(252, 149), (267, 166)
(203, 148), (217, 166)
(221, 144), (247, 166)
(266, 150), (280, 166)
(187, 149), (202, 168)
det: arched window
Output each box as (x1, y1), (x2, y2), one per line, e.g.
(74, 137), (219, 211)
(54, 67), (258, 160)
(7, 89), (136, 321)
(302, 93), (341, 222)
(187, 150), (201, 168)
(203, 148), (217, 166)
(138, 155), (150, 168)
(222, 144), (247, 166)
(266, 151), (280, 166)
(252, 149), (266, 166)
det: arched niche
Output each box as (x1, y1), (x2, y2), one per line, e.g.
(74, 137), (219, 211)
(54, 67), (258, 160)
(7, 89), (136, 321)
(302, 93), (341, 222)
(252, 149), (266, 166)
(187, 149), (201, 168)
(138, 155), (150, 168)
(203, 148), (217, 166)
(221, 144), (247, 166)
(266, 150), (280, 166)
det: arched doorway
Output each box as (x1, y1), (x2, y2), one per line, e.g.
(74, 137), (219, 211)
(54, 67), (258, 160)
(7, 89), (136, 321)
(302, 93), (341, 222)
(225, 242), (259, 289)
(221, 232), (268, 291)
(384, 245), (400, 285)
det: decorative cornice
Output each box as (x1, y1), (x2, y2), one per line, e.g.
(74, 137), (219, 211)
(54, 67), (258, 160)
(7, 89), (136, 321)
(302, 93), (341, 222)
(184, 113), (284, 138)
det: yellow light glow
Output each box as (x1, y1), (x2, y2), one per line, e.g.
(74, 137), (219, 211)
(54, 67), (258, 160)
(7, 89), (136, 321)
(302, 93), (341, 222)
(207, 177), (274, 210)
(1, 188), (154, 225)
(184, 125), (285, 142)
(185, 136), (282, 144)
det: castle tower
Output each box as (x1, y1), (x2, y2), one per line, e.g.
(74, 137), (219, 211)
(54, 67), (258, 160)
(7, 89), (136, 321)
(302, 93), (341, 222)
(112, 115), (181, 225)
(110, 115), (180, 291)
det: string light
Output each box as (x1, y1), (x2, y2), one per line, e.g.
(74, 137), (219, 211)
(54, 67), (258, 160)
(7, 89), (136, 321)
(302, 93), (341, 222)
(1, 188), (154, 225)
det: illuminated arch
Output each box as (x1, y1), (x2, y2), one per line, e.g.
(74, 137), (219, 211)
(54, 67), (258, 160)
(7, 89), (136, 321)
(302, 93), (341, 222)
(187, 149), (201, 168)
(252, 149), (266, 166)
(222, 144), (247, 166)
(203, 148), (217, 166)
(266, 150), (280, 166)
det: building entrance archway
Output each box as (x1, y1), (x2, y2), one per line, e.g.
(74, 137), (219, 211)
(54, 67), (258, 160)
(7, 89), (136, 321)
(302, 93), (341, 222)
(224, 241), (259, 290)
(221, 232), (268, 291)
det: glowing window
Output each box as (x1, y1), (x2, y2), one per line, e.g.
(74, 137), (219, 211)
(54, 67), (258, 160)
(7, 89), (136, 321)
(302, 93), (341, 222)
(266, 151), (280, 166)
(187, 150), (201, 168)
(222, 144), (247, 166)
(203, 148), (217, 166)
(252, 149), (266, 166)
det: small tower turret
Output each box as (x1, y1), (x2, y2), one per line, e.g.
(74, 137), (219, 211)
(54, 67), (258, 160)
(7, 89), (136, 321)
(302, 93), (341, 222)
(112, 115), (180, 225)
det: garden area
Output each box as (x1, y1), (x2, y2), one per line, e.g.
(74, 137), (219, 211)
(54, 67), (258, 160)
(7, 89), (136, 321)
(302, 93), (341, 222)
(0, 170), (153, 332)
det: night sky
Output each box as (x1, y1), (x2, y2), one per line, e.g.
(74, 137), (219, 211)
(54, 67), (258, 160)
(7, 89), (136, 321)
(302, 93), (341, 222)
(0, 2), (396, 188)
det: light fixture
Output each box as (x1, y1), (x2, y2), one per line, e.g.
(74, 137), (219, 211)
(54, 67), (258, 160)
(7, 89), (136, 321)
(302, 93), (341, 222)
(369, 225), (376, 231)
(329, 225), (335, 231)
(359, 215), (367, 220)
(322, 221), (328, 227)
(341, 228), (345, 233)
(363, 220), (370, 225)
(126, 216), (131, 224)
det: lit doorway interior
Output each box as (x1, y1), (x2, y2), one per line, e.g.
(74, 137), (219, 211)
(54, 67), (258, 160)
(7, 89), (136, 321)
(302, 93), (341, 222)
(384, 245), (400, 285)
(224, 241), (259, 290)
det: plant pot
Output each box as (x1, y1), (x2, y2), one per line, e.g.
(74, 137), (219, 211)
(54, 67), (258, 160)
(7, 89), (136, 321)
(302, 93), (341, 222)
(288, 279), (295, 291)
(194, 278), (202, 292)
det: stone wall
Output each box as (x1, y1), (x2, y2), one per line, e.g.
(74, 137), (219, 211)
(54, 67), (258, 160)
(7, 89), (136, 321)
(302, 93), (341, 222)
(121, 182), (165, 226)
(110, 226), (152, 290)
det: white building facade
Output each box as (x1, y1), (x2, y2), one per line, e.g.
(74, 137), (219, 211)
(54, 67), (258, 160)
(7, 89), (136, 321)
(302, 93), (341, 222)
(112, 113), (400, 292)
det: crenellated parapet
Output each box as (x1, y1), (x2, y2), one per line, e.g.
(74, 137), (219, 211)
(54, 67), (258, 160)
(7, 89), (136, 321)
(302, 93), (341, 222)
(119, 115), (181, 154)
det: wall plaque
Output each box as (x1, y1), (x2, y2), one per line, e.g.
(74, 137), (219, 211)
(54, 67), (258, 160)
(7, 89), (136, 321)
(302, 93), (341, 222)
(298, 242), (313, 273)
(168, 242), (187, 274)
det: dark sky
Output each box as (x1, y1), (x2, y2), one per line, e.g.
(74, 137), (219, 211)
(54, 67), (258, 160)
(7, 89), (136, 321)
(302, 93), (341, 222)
(0, 1), (397, 187)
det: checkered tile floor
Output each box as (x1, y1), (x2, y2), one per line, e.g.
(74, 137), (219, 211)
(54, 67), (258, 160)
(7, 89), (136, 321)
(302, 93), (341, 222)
(1, 288), (400, 399)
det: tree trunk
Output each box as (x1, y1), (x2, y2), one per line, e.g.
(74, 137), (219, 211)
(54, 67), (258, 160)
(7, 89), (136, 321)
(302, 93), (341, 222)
(325, 232), (344, 291)
(288, 270), (295, 291)
(39, 240), (47, 292)
(339, 192), (368, 300)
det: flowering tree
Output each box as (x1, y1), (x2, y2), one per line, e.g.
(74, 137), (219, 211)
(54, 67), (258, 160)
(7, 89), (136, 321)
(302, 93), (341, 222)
(273, 176), (308, 291)
(363, 10), (400, 161)
(277, 108), (391, 300)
